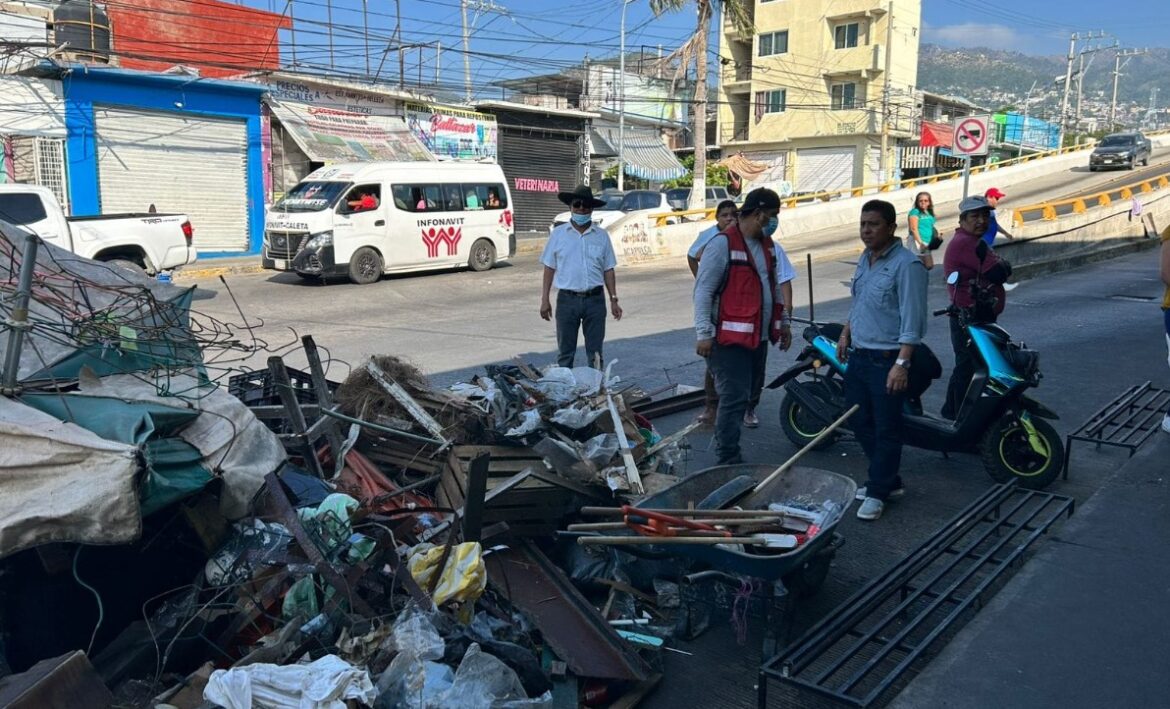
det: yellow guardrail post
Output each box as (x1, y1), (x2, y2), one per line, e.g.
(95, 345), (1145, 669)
(1042, 204), (1057, 220)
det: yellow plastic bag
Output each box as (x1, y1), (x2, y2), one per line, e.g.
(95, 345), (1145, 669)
(408, 542), (487, 606)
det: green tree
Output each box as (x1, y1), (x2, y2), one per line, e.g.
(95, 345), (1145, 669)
(662, 154), (730, 189)
(650, 0), (753, 209)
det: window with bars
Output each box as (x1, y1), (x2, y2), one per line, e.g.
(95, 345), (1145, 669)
(33, 138), (69, 213)
(834, 22), (860, 49)
(831, 83), (858, 110)
(758, 30), (789, 57)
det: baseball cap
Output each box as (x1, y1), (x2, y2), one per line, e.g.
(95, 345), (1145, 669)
(959, 195), (992, 214)
(985, 187), (1006, 200)
(740, 187), (782, 213)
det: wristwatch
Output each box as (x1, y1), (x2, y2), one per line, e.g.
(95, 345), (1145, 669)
(895, 357), (911, 370)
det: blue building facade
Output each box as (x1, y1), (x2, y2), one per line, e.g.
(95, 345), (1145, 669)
(61, 66), (267, 256)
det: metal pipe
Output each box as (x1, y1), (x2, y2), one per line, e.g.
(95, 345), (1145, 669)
(317, 407), (445, 446)
(2, 231), (39, 394)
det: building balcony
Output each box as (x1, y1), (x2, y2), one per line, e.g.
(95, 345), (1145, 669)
(722, 64), (752, 90)
(720, 123), (750, 144)
(823, 44), (884, 80)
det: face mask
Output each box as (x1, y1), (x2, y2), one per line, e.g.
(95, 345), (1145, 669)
(570, 213), (592, 226)
(762, 215), (779, 237)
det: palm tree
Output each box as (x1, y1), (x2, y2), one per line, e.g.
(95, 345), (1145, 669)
(650, 0), (753, 210)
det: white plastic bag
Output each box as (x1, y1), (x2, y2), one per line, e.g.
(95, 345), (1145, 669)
(203, 654), (376, 709)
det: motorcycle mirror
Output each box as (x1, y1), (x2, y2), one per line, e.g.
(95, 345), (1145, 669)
(947, 271), (960, 285)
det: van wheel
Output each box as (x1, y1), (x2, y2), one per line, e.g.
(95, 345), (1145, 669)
(348, 247), (383, 285)
(468, 239), (496, 272)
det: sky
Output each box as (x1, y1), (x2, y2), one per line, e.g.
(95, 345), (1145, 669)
(923, 0), (1170, 55)
(233, 0), (1170, 96)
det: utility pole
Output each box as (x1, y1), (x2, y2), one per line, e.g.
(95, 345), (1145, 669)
(1019, 80), (1038, 158)
(396, 0), (403, 89)
(1110, 48), (1147, 129)
(462, 0), (472, 102)
(288, 0), (297, 66)
(618, 0), (637, 191)
(878, 0), (894, 184)
(325, 0), (335, 70)
(362, 0), (370, 75)
(436, 42), (442, 85)
(1074, 33), (1111, 135)
(1058, 33), (1077, 146)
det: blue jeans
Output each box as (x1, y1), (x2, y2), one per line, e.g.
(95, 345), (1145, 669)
(708, 341), (765, 464)
(844, 349), (906, 500)
(555, 292), (607, 368)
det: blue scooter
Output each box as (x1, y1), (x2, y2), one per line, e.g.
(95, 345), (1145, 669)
(767, 266), (1063, 490)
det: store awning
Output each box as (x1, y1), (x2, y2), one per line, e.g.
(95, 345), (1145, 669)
(590, 125), (687, 181)
(267, 98), (435, 163)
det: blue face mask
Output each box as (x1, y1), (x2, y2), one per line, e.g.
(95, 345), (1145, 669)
(570, 213), (592, 226)
(762, 215), (779, 237)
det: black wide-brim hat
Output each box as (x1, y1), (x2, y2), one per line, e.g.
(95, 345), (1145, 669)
(557, 185), (608, 208)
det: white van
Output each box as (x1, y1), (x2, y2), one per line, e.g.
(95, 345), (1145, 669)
(263, 162), (515, 284)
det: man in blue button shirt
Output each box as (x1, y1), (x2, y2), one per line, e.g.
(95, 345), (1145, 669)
(835, 200), (928, 520)
(540, 185), (623, 368)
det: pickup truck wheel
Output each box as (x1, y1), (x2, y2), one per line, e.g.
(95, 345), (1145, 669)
(348, 247), (383, 285)
(468, 239), (496, 272)
(106, 258), (146, 276)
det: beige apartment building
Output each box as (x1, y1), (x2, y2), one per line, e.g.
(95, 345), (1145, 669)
(718, 0), (921, 194)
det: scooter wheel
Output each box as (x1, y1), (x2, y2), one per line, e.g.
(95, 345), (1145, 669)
(980, 414), (1063, 490)
(779, 385), (838, 451)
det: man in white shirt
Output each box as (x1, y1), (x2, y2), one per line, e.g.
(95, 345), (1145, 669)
(540, 185), (623, 368)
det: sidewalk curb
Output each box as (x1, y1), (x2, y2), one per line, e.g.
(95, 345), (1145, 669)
(174, 263), (267, 280)
(1012, 236), (1159, 281)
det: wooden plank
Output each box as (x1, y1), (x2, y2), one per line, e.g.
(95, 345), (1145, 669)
(454, 444), (539, 457)
(364, 361), (451, 449)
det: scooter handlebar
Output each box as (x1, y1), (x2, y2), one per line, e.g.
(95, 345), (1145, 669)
(933, 307), (953, 317)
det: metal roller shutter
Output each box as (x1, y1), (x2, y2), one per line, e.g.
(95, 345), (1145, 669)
(795, 146), (855, 194)
(95, 107), (250, 251)
(498, 130), (580, 235)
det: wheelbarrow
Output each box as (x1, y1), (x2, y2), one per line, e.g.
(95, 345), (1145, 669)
(568, 467), (856, 655)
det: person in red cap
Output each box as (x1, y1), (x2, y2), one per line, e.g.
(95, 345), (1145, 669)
(982, 188), (1015, 246)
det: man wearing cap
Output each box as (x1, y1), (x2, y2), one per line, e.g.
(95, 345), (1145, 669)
(540, 185), (623, 368)
(693, 188), (791, 465)
(941, 195), (1013, 420)
(836, 200), (928, 521)
(983, 188), (1015, 246)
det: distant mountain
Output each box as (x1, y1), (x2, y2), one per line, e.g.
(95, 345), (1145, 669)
(918, 44), (1170, 108)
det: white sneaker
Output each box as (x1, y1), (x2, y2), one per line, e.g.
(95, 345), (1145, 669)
(855, 485), (905, 501)
(1162, 412), (1170, 433)
(856, 497), (884, 521)
(1003, 282), (1020, 292)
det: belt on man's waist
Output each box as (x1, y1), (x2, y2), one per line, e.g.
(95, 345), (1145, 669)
(851, 348), (900, 358)
(560, 286), (604, 297)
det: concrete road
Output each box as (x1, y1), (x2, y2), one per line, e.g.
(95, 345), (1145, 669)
(185, 247), (1169, 707)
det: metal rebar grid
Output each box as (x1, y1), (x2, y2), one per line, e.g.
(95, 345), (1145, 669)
(1063, 381), (1170, 479)
(758, 483), (1074, 708)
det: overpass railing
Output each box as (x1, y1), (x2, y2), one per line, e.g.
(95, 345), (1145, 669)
(1012, 171), (1170, 226)
(650, 128), (1170, 228)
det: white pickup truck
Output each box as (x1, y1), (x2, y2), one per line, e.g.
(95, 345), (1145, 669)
(0, 184), (197, 273)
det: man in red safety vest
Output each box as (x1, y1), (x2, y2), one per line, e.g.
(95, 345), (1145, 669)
(693, 188), (790, 464)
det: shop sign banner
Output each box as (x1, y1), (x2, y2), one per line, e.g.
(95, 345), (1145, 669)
(405, 102), (498, 160)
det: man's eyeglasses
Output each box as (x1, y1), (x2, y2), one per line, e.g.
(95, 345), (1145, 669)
(571, 200), (592, 209)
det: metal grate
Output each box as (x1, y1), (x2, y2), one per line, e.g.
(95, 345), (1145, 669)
(758, 483), (1074, 708)
(1062, 381), (1170, 479)
(33, 137), (68, 214)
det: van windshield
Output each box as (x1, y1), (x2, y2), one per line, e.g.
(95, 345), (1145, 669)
(274, 181), (351, 212)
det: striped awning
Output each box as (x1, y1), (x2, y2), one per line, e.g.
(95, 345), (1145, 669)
(591, 125), (687, 181)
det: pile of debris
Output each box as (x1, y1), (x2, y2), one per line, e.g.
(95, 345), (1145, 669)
(0, 226), (708, 707)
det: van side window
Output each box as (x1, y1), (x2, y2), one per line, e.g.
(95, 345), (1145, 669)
(339, 184), (381, 214)
(391, 184), (414, 211)
(421, 185), (444, 211)
(443, 186), (465, 211)
(472, 184), (507, 210)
